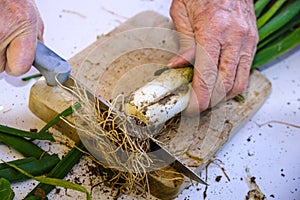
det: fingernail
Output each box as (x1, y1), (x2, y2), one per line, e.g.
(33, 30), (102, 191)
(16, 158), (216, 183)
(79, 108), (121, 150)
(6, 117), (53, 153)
(166, 62), (174, 68)
(167, 56), (178, 67)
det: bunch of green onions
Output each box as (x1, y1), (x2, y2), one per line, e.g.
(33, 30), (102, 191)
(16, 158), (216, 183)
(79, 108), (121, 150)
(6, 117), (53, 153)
(125, 0), (300, 127)
(0, 104), (92, 200)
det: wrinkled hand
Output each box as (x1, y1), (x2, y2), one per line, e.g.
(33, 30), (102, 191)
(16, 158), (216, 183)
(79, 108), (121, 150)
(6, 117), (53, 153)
(0, 0), (44, 75)
(169, 0), (258, 115)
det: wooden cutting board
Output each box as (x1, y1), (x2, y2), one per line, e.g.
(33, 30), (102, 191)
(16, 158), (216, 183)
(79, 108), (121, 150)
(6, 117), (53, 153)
(29, 11), (271, 199)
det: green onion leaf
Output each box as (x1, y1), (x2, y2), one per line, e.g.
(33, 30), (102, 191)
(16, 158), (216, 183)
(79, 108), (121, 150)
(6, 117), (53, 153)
(257, 0), (287, 29)
(258, 0), (300, 41)
(0, 178), (15, 200)
(0, 134), (49, 159)
(257, 14), (300, 50)
(254, 0), (272, 17)
(0, 157), (36, 170)
(3, 161), (91, 200)
(24, 142), (85, 199)
(234, 94), (245, 103)
(40, 102), (81, 133)
(253, 27), (300, 69)
(22, 74), (43, 81)
(0, 155), (59, 183)
(0, 125), (55, 141)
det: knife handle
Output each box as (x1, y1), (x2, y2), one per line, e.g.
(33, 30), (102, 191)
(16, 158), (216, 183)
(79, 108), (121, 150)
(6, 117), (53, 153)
(33, 40), (71, 86)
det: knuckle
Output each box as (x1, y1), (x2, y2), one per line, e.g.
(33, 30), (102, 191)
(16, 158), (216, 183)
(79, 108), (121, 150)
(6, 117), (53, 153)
(11, 2), (38, 25)
(24, 8), (38, 23)
(222, 76), (234, 92)
(231, 20), (250, 37)
(196, 38), (221, 64)
(249, 32), (259, 45)
(239, 55), (252, 67)
(198, 69), (218, 90)
(219, 59), (237, 92)
(220, 54), (238, 69)
(236, 25), (249, 36)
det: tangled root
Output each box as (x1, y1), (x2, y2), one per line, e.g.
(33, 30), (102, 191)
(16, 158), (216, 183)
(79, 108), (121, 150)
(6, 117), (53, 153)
(60, 78), (159, 195)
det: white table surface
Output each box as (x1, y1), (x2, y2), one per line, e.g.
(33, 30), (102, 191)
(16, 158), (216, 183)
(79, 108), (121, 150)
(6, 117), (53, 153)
(0, 1), (299, 200)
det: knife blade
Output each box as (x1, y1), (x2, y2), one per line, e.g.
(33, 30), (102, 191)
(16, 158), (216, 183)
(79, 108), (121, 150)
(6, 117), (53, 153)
(33, 41), (206, 185)
(150, 141), (207, 185)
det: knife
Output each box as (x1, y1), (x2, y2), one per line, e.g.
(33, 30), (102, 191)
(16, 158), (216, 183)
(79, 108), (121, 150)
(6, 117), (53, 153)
(33, 41), (206, 185)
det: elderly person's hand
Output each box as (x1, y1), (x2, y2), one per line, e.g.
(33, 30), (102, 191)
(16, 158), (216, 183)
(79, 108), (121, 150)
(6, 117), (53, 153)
(0, 0), (44, 76)
(169, 0), (258, 115)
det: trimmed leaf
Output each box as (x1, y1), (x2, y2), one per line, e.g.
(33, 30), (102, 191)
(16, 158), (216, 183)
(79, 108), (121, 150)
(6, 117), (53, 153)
(0, 178), (15, 200)
(4, 161), (91, 200)
(40, 102), (81, 132)
(0, 125), (55, 141)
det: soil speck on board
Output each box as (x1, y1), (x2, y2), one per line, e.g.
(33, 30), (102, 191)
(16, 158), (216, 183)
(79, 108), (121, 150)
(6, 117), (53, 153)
(215, 175), (222, 182)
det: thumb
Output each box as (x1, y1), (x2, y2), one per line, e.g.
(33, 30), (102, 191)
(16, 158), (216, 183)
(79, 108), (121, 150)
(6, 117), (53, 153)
(6, 34), (37, 76)
(168, 0), (196, 68)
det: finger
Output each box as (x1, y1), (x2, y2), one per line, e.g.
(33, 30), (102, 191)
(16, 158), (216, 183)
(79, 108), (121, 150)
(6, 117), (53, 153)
(226, 54), (251, 99)
(184, 42), (220, 115)
(6, 34), (37, 76)
(36, 8), (45, 42)
(226, 0), (258, 99)
(227, 37), (257, 99)
(218, 43), (242, 92)
(184, 85), (200, 116)
(167, 45), (195, 68)
(209, 41), (243, 106)
(170, 0), (194, 45)
(28, 0), (44, 42)
(169, 0), (195, 67)
(37, 18), (44, 42)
